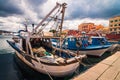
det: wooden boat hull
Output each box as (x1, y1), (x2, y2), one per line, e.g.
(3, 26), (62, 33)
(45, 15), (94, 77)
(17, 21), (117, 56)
(15, 51), (80, 77)
(79, 47), (109, 57)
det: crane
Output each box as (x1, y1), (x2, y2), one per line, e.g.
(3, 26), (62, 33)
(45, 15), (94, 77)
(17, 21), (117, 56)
(33, 2), (67, 37)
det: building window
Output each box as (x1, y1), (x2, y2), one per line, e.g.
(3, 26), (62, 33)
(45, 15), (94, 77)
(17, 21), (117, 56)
(114, 28), (116, 31)
(110, 25), (113, 27)
(110, 20), (113, 23)
(114, 24), (117, 26)
(110, 29), (112, 31)
(115, 20), (118, 22)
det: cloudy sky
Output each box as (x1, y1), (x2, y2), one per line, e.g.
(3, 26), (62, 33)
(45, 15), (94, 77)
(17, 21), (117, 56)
(0, 0), (120, 32)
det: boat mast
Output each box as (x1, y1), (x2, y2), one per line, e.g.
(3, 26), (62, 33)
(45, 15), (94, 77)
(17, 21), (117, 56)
(59, 3), (67, 37)
(34, 3), (61, 33)
(33, 3), (67, 37)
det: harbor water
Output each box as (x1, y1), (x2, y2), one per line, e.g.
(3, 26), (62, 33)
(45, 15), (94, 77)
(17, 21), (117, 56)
(0, 37), (118, 80)
(0, 37), (22, 80)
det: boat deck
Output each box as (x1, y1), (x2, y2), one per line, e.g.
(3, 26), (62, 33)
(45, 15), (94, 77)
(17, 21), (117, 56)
(73, 51), (120, 80)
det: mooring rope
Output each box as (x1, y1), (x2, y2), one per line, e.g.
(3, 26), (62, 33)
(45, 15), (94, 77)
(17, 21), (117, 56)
(37, 59), (53, 80)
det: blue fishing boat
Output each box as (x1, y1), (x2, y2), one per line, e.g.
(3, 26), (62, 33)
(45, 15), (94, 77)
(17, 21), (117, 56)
(51, 35), (112, 56)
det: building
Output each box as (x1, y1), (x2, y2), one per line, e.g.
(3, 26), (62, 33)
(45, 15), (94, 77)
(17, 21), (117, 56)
(78, 23), (96, 33)
(67, 30), (80, 36)
(109, 16), (120, 34)
(62, 29), (81, 37)
(62, 29), (69, 34)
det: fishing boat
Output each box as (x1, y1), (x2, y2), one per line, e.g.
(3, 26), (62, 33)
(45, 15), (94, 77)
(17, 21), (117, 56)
(7, 3), (86, 78)
(51, 32), (112, 57)
(7, 36), (85, 77)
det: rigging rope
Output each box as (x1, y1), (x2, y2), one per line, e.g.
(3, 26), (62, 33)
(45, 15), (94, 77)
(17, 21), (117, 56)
(50, 11), (61, 31)
(38, 5), (62, 33)
(37, 58), (53, 80)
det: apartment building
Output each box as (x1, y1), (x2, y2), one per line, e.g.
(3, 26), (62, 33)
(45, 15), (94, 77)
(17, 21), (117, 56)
(78, 23), (95, 33)
(109, 16), (120, 34)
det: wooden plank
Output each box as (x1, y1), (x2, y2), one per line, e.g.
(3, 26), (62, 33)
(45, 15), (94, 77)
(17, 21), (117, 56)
(98, 67), (119, 80)
(73, 63), (109, 80)
(73, 51), (120, 80)
(114, 72), (120, 80)
(98, 52), (120, 80)
(73, 71), (100, 80)
(112, 57), (120, 71)
(88, 63), (109, 75)
(101, 51), (120, 65)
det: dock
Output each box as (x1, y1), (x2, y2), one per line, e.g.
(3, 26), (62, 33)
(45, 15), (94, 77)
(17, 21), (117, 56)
(73, 51), (120, 80)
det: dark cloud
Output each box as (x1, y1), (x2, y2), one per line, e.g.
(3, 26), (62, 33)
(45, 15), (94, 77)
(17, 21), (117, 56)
(0, 0), (120, 20)
(17, 0), (48, 24)
(26, 0), (47, 18)
(67, 0), (120, 20)
(0, 0), (23, 17)
(28, 0), (47, 7)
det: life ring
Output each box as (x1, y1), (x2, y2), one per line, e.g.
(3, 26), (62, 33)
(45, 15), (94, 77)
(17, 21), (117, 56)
(76, 41), (82, 48)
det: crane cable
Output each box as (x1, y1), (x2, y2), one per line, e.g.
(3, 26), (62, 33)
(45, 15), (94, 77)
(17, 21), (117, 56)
(38, 5), (62, 33)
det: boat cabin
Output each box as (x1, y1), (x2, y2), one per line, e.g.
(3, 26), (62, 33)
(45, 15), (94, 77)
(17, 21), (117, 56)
(61, 36), (110, 50)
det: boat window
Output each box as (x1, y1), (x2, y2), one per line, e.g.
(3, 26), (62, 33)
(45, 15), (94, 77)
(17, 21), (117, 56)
(79, 38), (81, 40)
(45, 39), (47, 42)
(76, 38), (78, 41)
(47, 39), (49, 42)
(69, 38), (72, 41)
(72, 38), (74, 41)
(72, 38), (75, 41)
(65, 41), (68, 45)
(43, 39), (45, 42)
